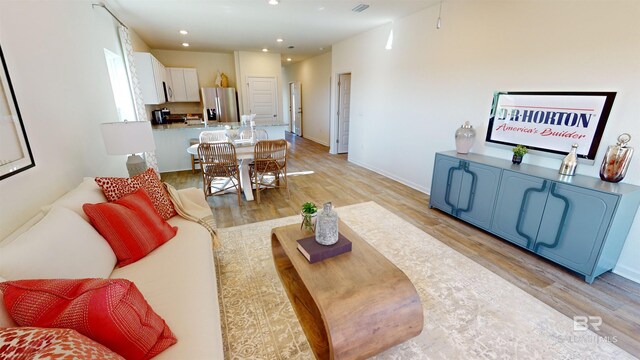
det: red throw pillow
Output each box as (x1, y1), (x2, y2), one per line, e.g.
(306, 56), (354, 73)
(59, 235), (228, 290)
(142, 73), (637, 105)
(0, 327), (125, 359)
(0, 279), (177, 360)
(95, 168), (177, 220)
(83, 188), (177, 267)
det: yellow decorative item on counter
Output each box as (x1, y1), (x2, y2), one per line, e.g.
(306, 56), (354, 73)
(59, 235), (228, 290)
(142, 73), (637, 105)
(220, 72), (229, 87)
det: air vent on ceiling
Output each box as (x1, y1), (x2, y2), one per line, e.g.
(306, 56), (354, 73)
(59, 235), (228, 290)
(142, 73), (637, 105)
(352, 3), (370, 12)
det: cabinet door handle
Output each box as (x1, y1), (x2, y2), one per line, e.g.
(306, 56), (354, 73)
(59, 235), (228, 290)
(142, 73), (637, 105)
(516, 180), (548, 249)
(457, 162), (477, 215)
(444, 161), (465, 215)
(534, 182), (570, 252)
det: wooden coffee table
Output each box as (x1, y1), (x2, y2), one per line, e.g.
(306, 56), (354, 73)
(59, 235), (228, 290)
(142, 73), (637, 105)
(271, 221), (423, 359)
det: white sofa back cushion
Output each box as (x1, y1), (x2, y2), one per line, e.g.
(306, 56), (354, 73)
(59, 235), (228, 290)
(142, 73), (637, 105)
(0, 276), (17, 328)
(41, 177), (107, 222)
(0, 207), (117, 280)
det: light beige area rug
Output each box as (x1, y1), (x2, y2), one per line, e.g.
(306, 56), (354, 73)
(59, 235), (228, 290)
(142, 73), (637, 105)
(214, 202), (634, 360)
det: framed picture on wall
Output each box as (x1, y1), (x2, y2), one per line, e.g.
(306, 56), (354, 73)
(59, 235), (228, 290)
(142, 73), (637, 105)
(0, 45), (34, 180)
(486, 91), (616, 160)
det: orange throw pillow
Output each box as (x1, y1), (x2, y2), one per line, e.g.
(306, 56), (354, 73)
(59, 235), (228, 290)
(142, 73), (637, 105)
(83, 188), (177, 267)
(0, 327), (125, 359)
(95, 168), (177, 220)
(0, 279), (177, 360)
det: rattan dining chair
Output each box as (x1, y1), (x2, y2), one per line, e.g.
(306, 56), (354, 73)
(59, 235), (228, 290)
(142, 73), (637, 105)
(198, 142), (242, 205)
(199, 130), (228, 143)
(249, 139), (289, 203)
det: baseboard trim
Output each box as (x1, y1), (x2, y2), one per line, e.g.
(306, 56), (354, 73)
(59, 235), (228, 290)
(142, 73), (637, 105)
(303, 135), (329, 147)
(613, 264), (640, 284)
(348, 158), (430, 194)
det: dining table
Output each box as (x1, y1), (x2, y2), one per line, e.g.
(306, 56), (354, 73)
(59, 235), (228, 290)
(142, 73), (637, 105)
(187, 139), (289, 202)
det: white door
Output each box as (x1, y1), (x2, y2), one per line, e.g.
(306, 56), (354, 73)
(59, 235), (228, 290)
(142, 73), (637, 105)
(337, 73), (351, 154)
(290, 82), (302, 136)
(247, 76), (277, 122)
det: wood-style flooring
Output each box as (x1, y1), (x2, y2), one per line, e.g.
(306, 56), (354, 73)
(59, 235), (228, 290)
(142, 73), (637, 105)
(161, 132), (640, 357)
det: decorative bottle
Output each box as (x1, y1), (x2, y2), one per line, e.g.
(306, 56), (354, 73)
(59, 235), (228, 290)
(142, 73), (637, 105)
(600, 133), (634, 183)
(315, 202), (339, 246)
(559, 144), (579, 176)
(455, 121), (476, 154)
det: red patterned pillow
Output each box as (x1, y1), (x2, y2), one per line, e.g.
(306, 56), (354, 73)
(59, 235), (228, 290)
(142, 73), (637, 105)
(83, 188), (177, 267)
(95, 168), (177, 220)
(0, 279), (177, 360)
(0, 327), (125, 359)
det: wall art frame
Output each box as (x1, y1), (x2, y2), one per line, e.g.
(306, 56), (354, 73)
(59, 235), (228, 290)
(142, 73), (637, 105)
(486, 91), (616, 160)
(0, 45), (34, 180)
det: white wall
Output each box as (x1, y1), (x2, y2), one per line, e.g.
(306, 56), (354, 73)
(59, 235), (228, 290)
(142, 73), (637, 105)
(283, 52), (332, 145)
(234, 51), (285, 124)
(0, 0), (126, 239)
(331, 0), (640, 282)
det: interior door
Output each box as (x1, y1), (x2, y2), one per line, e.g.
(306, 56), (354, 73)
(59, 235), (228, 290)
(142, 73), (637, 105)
(291, 82), (302, 136)
(247, 76), (277, 122)
(337, 73), (351, 154)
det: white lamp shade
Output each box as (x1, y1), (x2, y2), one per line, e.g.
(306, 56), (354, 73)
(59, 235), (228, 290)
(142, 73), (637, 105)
(100, 121), (156, 155)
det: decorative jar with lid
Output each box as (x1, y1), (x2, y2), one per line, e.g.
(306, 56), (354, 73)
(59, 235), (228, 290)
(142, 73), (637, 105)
(600, 133), (634, 183)
(315, 202), (339, 246)
(455, 121), (476, 154)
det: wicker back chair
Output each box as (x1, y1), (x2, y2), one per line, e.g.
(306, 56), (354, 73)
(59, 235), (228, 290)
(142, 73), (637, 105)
(199, 130), (227, 143)
(197, 142), (242, 205)
(249, 139), (289, 203)
(239, 128), (269, 141)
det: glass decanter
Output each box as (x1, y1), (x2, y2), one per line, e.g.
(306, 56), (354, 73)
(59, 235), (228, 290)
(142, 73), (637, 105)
(315, 202), (339, 246)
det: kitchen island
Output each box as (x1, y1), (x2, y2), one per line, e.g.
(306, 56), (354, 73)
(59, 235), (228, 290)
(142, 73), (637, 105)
(152, 121), (289, 172)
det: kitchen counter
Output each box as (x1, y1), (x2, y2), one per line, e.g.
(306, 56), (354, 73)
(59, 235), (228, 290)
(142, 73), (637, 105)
(151, 121), (290, 172)
(152, 121), (288, 131)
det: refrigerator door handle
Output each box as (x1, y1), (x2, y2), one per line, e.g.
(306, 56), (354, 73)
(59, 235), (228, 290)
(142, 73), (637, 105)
(216, 96), (222, 121)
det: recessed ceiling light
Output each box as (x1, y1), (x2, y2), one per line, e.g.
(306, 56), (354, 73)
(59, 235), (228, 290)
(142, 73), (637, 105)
(262, 48), (269, 52)
(268, 0), (279, 5)
(286, 58), (292, 62)
(182, 42), (190, 47)
(276, 38), (284, 43)
(319, 47), (324, 51)
(179, 30), (188, 35)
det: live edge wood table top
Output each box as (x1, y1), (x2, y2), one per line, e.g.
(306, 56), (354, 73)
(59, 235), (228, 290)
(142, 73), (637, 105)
(271, 221), (424, 360)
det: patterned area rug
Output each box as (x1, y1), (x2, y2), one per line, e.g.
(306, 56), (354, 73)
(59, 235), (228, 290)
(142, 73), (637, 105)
(214, 202), (633, 360)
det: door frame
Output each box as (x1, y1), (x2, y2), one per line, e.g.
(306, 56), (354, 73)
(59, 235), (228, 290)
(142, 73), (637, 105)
(336, 72), (351, 154)
(289, 81), (302, 136)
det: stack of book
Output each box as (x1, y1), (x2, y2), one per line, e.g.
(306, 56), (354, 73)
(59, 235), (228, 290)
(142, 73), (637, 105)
(297, 234), (352, 264)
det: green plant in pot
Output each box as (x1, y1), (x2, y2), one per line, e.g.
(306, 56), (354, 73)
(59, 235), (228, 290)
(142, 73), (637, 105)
(512, 145), (528, 164)
(300, 202), (318, 232)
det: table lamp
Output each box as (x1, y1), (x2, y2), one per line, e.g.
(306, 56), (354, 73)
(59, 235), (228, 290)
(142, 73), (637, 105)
(100, 121), (156, 177)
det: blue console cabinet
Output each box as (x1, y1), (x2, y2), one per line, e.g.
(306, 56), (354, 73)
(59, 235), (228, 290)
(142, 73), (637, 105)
(430, 151), (640, 283)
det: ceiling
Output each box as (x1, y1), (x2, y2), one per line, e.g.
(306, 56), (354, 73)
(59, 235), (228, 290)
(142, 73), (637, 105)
(105, 0), (440, 63)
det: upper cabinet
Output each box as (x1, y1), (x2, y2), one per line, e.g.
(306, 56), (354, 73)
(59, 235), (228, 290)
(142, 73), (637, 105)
(133, 52), (167, 105)
(166, 67), (200, 102)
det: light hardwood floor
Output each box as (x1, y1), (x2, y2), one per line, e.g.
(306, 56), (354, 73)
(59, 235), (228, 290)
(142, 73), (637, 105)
(162, 132), (640, 357)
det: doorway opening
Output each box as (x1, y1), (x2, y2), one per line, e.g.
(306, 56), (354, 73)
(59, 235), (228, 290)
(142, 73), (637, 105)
(337, 73), (351, 154)
(289, 81), (302, 136)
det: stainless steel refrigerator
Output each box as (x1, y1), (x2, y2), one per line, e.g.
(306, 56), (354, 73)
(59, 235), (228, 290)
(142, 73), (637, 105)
(201, 87), (239, 123)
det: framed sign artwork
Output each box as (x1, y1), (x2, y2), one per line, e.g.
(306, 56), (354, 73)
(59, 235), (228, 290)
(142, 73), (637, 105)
(486, 91), (616, 160)
(0, 45), (34, 180)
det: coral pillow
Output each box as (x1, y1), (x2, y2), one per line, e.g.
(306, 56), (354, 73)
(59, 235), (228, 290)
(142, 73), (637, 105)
(95, 168), (177, 220)
(83, 188), (177, 267)
(0, 279), (177, 360)
(0, 327), (124, 359)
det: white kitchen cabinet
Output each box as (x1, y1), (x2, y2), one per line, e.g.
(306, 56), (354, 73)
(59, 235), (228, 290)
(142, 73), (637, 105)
(166, 68), (200, 102)
(133, 52), (167, 105)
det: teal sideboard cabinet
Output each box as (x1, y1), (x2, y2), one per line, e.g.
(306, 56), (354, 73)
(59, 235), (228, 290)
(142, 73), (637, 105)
(429, 151), (640, 283)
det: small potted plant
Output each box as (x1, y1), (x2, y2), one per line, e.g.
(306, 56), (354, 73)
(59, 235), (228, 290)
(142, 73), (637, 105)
(300, 202), (318, 232)
(512, 145), (528, 164)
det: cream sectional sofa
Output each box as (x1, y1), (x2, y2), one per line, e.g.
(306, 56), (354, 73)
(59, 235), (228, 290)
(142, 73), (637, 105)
(0, 178), (224, 359)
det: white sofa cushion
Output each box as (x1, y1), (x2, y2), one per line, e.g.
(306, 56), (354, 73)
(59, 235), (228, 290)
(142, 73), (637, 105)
(0, 276), (17, 328)
(0, 207), (117, 280)
(42, 177), (107, 222)
(110, 216), (223, 360)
